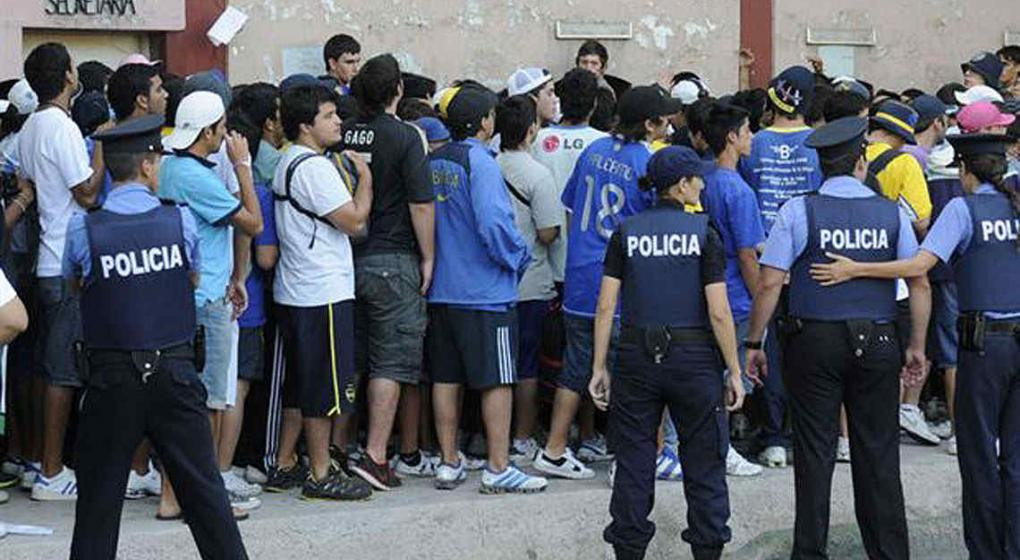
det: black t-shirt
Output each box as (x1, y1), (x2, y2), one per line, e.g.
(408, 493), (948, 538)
(339, 113), (433, 256)
(603, 213), (726, 287)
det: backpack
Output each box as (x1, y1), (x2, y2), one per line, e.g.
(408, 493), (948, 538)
(274, 153), (336, 249)
(864, 148), (909, 195)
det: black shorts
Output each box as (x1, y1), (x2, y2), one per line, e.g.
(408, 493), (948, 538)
(237, 326), (264, 382)
(277, 301), (356, 417)
(428, 305), (518, 390)
(517, 300), (549, 380)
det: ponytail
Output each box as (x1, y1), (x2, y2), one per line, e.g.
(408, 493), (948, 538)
(966, 153), (1020, 248)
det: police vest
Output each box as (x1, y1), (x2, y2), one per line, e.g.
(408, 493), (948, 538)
(926, 176), (966, 283)
(619, 205), (709, 329)
(954, 193), (1020, 313)
(789, 194), (900, 321)
(80, 202), (196, 350)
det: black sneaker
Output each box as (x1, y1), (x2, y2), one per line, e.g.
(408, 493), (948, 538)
(349, 454), (402, 491)
(328, 444), (355, 476)
(301, 468), (373, 501)
(0, 470), (19, 489)
(264, 463), (308, 493)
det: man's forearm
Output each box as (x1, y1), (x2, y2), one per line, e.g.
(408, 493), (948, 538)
(410, 202), (435, 262)
(907, 275), (932, 351)
(738, 249), (760, 297)
(232, 230), (251, 282)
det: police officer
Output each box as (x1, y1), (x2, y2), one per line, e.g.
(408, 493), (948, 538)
(811, 133), (1020, 559)
(66, 115), (247, 560)
(744, 117), (930, 559)
(589, 146), (746, 560)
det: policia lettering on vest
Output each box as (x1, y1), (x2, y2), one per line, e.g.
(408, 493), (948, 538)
(745, 117), (931, 559)
(589, 146), (745, 560)
(811, 133), (1020, 559)
(65, 115), (248, 559)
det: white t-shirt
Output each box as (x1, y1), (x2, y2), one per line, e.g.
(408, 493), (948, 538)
(272, 145), (354, 307)
(18, 107), (92, 277)
(531, 124), (607, 281)
(0, 268), (16, 308)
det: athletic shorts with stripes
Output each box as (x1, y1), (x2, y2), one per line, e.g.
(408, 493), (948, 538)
(276, 301), (356, 417)
(427, 305), (518, 390)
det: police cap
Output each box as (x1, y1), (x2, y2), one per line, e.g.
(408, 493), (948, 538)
(805, 116), (868, 163)
(946, 133), (1010, 158)
(92, 114), (166, 155)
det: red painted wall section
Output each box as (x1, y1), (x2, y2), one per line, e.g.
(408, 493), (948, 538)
(740, 0), (774, 88)
(164, 0), (227, 77)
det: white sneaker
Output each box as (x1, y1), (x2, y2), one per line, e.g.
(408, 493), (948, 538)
(458, 451), (485, 471)
(836, 436), (851, 463)
(394, 451), (438, 478)
(946, 436), (957, 456)
(2, 459), (24, 477)
(435, 461), (467, 490)
(31, 466), (78, 501)
(607, 460), (616, 488)
(577, 434), (614, 463)
(235, 465), (268, 485)
(509, 438), (540, 466)
(899, 404), (941, 445)
(222, 469), (262, 499)
(20, 461), (41, 490)
(758, 446), (787, 468)
(229, 492), (261, 511)
(725, 446), (763, 477)
(125, 463), (162, 499)
(930, 420), (953, 440)
(480, 464), (548, 494)
(533, 448), (595, 480)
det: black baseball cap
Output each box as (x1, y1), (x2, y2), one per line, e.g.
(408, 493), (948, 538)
(617, 85), (685, 125)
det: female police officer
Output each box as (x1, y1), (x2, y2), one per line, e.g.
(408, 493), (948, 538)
(588, 145), (745, 560)
(811, 133), (1020, 559)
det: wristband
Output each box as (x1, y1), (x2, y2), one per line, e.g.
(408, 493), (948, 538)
(233, 158), (252, 169)
(742, 339), (763, 350)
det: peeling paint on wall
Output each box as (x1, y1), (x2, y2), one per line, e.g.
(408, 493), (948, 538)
(640, 15), (675, 51)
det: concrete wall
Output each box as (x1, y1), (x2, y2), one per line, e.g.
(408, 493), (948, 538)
(773, 0), (1020, 92)
(227, 0), (741, 94)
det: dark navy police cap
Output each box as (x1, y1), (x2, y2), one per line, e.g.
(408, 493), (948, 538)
(93, 114), (166, 155)
(805, 116), (868, 162)
(947, 133), (1010, 158)
(646, 145), (715, 191)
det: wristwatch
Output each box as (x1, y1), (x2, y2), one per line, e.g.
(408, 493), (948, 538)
(742, 339), (763, 350)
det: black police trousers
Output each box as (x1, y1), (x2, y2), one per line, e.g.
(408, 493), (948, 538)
(956, 331), (1020, 559)
(69, 351), (247, 560)
(783, 321), (908, 559)
(605, 341), (731, 560)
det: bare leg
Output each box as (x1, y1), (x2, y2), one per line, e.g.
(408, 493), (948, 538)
(218, 380), (250, 471)
(840, 406), (849, 438)
(482, 386), (512, 472)
(419, 385), (435, 452)
(513, 379), (538, 441)
(276, 408), (302, 468)
(208, 410), (223, 458)
(330, 412), (352, 450)
(399, 384), (420, 455)
(158, 474), (181, 517)
(42, 385), (73, 477)
(365, 378), (401, 464)
(433, 383), (462, 465)
(131, 441), (152, 475)
(945, 367), (957, 430)
(304, 417), (332, 481)
(545, 388), (581, 457)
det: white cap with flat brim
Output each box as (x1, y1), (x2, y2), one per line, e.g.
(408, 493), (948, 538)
(162, 91), (225, 151)
(507, 67), (552, 97)
(955, 85), (1003, 106)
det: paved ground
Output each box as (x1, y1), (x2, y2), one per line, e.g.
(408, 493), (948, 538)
(1, 443), (965, 559)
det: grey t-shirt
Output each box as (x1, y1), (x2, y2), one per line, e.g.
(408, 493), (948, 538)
(497, 151), (563, 302)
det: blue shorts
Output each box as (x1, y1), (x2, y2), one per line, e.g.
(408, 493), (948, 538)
(517, 300), (549, 381)
(197, 298), (238, 410)
(559, 313), (619, 396)
(37, 276), (83, 388)
(428, 305), (518, 390)
(931, 281), (959, 369)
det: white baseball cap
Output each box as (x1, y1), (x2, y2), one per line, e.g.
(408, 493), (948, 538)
(162, 91), (225, 151)
(507, 67), (552, 97)
(670, 80), (702, 105)
(0, 79), (38, 115)
(955, 85), (1003, 106)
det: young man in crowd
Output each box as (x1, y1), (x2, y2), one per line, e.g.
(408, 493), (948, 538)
(575, 40), (620, 132)
(702, 101), (765, 477)
(340, 54), (436, 489)
(18, 42), (107, 500)
(738, 66), (822, 469)
(961, 51), (1005, 90)
(273, 84), (374, 500)
(506, 68), (560, 125)
(322, 34), (361, 96)
(429, 84), (545, 493)
(495, 95), (563, 463)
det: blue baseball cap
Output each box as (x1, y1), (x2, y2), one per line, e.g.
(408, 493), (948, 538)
(645, 146), (715, 191)
(909, 94), (950, 129)
(280, 73), (333, 92)
(768, 66), (815, 115)
(415, 117), (450, 143)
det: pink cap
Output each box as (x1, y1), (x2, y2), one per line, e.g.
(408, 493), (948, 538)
(958, 101), (1016, 133)
(117, 53), (161, 68)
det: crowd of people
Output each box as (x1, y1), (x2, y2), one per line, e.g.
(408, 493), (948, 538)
(1, 31), (1020, 559)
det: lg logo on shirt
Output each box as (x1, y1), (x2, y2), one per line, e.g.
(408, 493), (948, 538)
(542, 135), (586, 153)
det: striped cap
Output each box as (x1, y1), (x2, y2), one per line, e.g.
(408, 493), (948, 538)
(870, 100), (919, 145)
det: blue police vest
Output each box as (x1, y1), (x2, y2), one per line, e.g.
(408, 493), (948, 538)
(954, 193), (1020, 312)
(789, 195), (900, 321)
(80, 203), (196, 350)
(926, 176), (966, 283)
(619, 205), (709, 329)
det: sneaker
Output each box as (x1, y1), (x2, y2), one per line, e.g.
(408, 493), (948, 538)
(233, 465), (269, 486)
(607, 460), (616, 488)
(125, 464), (162, 499)
(946, 436), (957, 456)
(509, 438), (540, 467)
(930, 420), (953, 440)
(350, 454), (402, 491)
(725, 446), (763, 477)
(899, 404), (941, 446)
(2, 458), (25, 477)
(480, 464), (548, 494)
(533, 448), (595, 480)
(222, 469), (262, 499)
(577, 434), (614, 463)
(0, 470), (19, 490)
(435, 461), (467, 490)
(394, 451), (437, 478)
(20, 461), (41, 491)
(758, 446), (788, 468)
(459, 451), (486, 471)
(656, 447), (684, 481)
(229, 492), (261, 511)
(31, 466), (78, 501)
(301, 467), (373, 501)
(836, 436), (851, 463)
(264, 463), (309, 493)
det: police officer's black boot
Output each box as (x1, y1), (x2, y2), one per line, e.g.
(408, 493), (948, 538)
(691, 545), (723, 560)
(613, 545), (646, 560)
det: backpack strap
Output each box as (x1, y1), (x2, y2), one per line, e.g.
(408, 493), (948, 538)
(274, 153), (334, 228)
(504, 179), (531, 207)
(864, 148), (908, 195)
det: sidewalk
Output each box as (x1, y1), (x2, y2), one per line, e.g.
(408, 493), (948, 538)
(1, 444), (964, 559)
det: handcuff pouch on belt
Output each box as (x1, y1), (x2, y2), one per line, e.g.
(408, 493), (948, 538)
(73, 326), (207, 385)
(845, 319), (875, 358)
(643, 326), (673, 364)
(959, 313), (987, 352)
